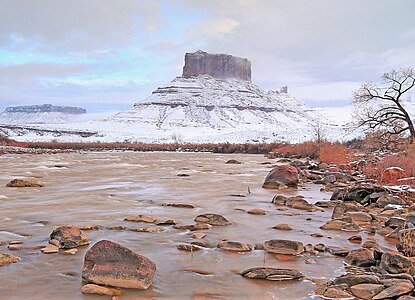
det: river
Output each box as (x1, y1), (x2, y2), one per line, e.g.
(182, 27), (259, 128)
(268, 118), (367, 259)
(0, 152), (396, 299)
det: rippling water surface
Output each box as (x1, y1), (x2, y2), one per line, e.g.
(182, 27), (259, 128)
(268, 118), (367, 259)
(0, 152), (396, 299)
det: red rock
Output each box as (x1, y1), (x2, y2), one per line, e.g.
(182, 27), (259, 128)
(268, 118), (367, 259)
(381, 167), (407, 183)
(81, 284), (121, 296)
(182, 50), (251, 81)
(379, 252), (413, 274)
(49, 225), (89, 249)
(217, 241), (252, 252)
(194, 213), (231, 226)
(6, 178), (43, 187)
(0, 252), (21, 266)
(344, 248), (375, 267)
(82, 240), (156, 289)
(240, 267), (304, 281)
(263, 165), (299, 189)
(264, 239), (304, 255)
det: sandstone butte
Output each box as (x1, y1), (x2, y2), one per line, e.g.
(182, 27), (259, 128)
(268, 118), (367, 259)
(182, 50), (251, 81)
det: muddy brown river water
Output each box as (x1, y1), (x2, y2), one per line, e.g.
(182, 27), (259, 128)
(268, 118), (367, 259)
(0, 152), (396, 299)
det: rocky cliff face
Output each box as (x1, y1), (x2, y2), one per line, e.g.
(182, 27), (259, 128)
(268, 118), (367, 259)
(182, 50), (251, 81)
(4, 104), (86, 114)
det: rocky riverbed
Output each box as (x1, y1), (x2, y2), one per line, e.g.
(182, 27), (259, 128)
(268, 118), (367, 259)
(0, 151), (412, 299)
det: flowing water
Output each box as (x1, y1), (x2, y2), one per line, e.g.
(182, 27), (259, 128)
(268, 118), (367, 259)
(0, 152), (396, 299)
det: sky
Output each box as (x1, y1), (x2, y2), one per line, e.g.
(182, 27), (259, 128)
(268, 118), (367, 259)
(1, 0), (415, 113)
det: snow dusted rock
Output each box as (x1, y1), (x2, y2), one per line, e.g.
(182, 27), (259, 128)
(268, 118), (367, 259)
(0, 104), (87, 125)
(381, 167), (407, 183)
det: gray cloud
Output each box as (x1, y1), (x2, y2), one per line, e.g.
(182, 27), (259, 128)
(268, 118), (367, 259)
(1, 0), (415, 111)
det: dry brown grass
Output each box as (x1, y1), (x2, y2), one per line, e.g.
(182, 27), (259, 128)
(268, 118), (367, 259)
(1, 140), (283, 154)
(273, 141), (319, 159)
(363, 145), (415, 187)
(273, 141), (351, 164)
(319, 142), (348, 165)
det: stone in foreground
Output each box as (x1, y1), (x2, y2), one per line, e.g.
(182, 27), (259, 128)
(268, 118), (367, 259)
(0, 252), (21, 266)
(82, 240), (156, 289)
(81, 284), (121, 296)
(241, 267), (303, 281)
(344, 248), (375, 267)
(6, 178), (43, 187)
(372, 280), (413, 299)
(194, 213), (231, 226)
(49, 225), (89, 249)
(350, 283), (385, 299)
(264, 239), (304, 255)
(379, 252), (413, 274)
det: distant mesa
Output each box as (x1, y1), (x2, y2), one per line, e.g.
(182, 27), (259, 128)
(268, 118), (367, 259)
(182, 50), (251, 81)
(4, 104), (87, 114)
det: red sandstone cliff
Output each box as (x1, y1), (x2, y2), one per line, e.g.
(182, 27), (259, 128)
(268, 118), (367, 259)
(182, 50), (251, 81)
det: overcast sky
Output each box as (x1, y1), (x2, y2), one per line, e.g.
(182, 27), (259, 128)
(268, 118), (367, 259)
(1, 0), (415, 112)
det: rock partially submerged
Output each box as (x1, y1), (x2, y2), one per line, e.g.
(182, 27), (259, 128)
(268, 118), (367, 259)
(263, 165), (299, 189)
(49, 225), (89, 249)
(162, 203), (195, 209)
(264, 239), (304, 255)
(0, 252), (21, 266)
(194, 214), (231, 226)
(124, 215), (156, 223)
(241, 267), (304, 281)
(226, 159), (241, 164)
(217, 241), (252, 252)
(6, 178), (43, 187)
(82, 240), (156, 289)
(81, 284), (121, 296)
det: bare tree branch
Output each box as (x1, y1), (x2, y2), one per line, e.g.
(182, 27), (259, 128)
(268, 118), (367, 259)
(353, 67), (415, 144)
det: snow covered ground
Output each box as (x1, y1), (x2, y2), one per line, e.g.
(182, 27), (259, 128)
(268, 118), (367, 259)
(1, 76), (359, 144)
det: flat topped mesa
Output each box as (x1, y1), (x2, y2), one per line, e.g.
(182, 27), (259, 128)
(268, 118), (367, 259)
(4, 104), (87, 114)
(182, 50), (251, 82)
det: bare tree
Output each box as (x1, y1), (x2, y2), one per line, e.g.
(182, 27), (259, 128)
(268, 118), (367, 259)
(353, 68), (415, 144)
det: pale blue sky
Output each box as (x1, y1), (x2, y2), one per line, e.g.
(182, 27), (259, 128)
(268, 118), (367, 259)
(1, 0), (415, 112)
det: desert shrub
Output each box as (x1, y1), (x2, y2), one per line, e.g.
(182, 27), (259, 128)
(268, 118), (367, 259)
(363, 145), (415, 187)
(319, 142), (348, 165)
(273, 142), (319, 159)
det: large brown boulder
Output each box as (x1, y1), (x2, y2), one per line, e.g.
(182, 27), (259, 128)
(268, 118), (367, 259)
(350, 284), (385, 300)
(82, 240), (156, 289)
(381, 167), (407, 184)
(379, 252), (413, 274)
(331, 202), (361, 219)
(263, 165), (299, 189)
(344, 248), (376, 267)
(373, 279), (413, 299)
(49, 226), (89, 249)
